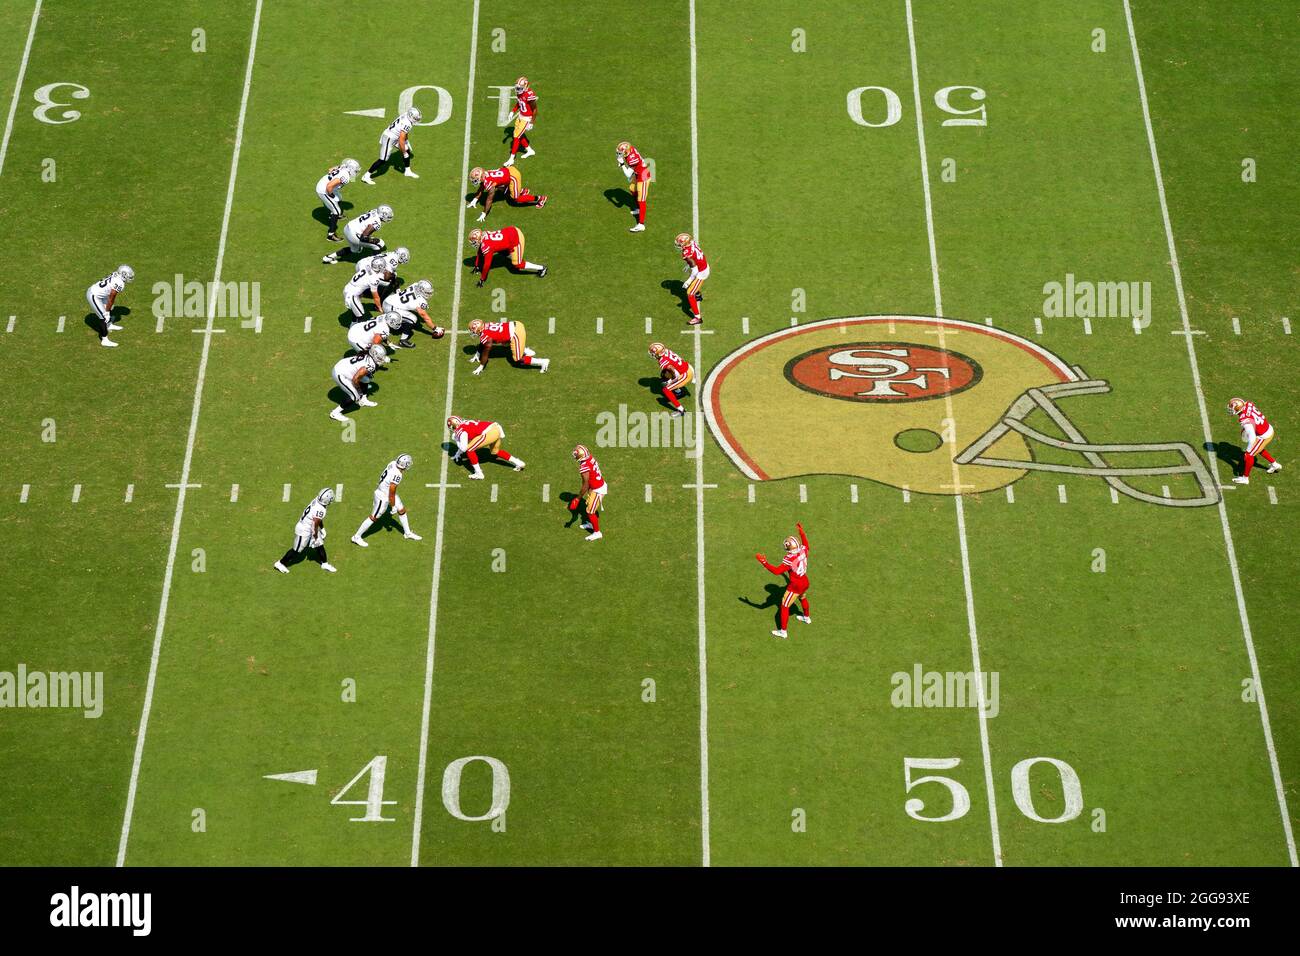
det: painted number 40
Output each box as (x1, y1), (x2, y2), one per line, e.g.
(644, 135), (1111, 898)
(847, 85), (987, 128)
(330, 754), (511, 823)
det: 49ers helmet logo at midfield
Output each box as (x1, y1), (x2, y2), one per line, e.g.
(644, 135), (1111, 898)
(785, 343), (982, 403)
(703, 315), (1220, 506)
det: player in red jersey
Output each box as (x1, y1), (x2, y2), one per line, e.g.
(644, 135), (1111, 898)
(503, 76), (538, 167)
(674, 232), (708, 325)
(566, 444), (608, 541)
(467, 165), (547, 221)
(447, 415), (526, 480)
(647, 342), (692, 416)
(1228, 397), (1281, 485)
(468, 227), (547, 285)
(756, 523), (810, 639)
(616, 141), (651, 233)
(466, 318), (549, 374)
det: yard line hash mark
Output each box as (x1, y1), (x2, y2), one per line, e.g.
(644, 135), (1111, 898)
(1125, 0), (1296, 867)
(116, 0), (264, 868)
(410, 0), (481, 869)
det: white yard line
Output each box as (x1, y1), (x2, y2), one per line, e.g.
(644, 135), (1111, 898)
(0, 0), (42, 179)
(688, 0), (712, 869)
(115, 0), (264, 867)
(410, 0), (479, 868)
(1123, 0), (1297, 867)
(905, 0), (1003, 867)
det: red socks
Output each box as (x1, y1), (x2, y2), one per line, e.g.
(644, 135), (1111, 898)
(511, 134), (530, 155)
(800, 597), (810, 617)
(687, 293), (699, 318)
(637, 199), (646, 223)
(1260, 450), (1276, 464)
(662, 386), (682, 410)
(779, 605), (790, 630)
(497, 450), (512, 462)
(589, 512), (600, 532)
(1243, 453), (1255, 477)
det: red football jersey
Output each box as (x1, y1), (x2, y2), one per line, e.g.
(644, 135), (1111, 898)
(681, 241), (707, 271)
(781, 545), (809, 588)
(657, 348), (689, 375)
(481, 167), (511, 189)
(1236, 401), (1269, 434)
(475, 320), (512, 346)
(479, 227), (521, 256)
(516, 88), (538, 118)
(578, 455), (606, 491)
(455, 419), (495, 443)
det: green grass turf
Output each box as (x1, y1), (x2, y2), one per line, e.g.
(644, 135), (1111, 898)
(0, 0), (1293, 866)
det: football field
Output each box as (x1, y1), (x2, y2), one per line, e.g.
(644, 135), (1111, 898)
(0, 0), (1295, 867)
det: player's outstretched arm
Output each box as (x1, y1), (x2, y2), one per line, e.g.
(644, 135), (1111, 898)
(797, 522), (808, 550)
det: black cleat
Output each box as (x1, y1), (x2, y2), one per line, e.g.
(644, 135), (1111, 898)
(395, 340), (416, 349)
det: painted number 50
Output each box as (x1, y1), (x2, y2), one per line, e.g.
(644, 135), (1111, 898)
(847, 84), (987, 128)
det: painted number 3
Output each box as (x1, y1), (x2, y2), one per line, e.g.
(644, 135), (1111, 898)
(33, 82), (90, 125)
(847, 85), (987, 128)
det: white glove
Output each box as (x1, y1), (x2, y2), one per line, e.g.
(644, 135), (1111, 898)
(468, 353), (480, 364)
(506, 111), (517, 124)
(622, 166), (633, 181)
(476, 212), (487, 222)
(311, 529), (326, 547)
(467, 198), (478, 208)
(472, 364), (484, 376)
(525, 121), (533, 132)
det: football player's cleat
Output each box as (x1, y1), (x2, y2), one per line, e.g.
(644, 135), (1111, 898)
(674, 233), (693, 249)
(1232, 476), (1250, 485)
(368, 344), (389, 365)
(396, 340), (416, 348)
(100, 338), (118, 347)
(469, 166), (485, 187)
(616, 141), (632, 158)
(397, 454), (413, 470)
(403, 531), (423, 541)
(534, 357), (550, 373)
(783, 535), (800, 553)
(771, 629), (788, 639)
(520, 147), (536, 159)
(1267, 462), (1283, 473)
(629, 223), (645, 233)
(1228, 397), (1247, 415)
(467, 319), (485, 336)
(351, 535), (368, 548)
(116, 265), (135, 283)
(537, 195), (548, 208)
(538, 265), (548, 278)
(320, 563), (338, 573)
(468, 228), (483, 248)
(408, 106), (422, 123)
(648, 342), (666, 358)
(447, 415), (465, 431)
(383, 311), (403, 332)
(330, 408), (346, 422)
(274, 561), (289, 573)
(317, 487), (336, 506)
(585, 531), (603, 542)
(572, 444), (590, 461)
(357, 396), (378, 407)
(361, 172), (375, 185)
(414, 279), (434, 296)
(403, 168), (420, 179)
(515, 76), (529, 93)
(377, 204), (394, 222)
(796, 615), (811, 624)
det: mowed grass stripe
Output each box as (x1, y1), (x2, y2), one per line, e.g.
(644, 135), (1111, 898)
(0, 0), (259, 865)
(696, 0), (997, 865)
(415, 0), (701, 866)
(118, 0), (473, 865)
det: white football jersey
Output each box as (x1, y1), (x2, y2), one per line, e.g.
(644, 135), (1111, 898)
(384, 287), (428, 316)
(344, 268), (384, 298)
(89, 273), (126, 306)
(349, 209), (386, 235)
(376, 460), (404, 497)
(347, 317), (389, 351)
(382, 114), (415, 140)
(316, 165), (352, 194)
(333, 352), (377, 381)
(294, 498), (328, 536)
(358, 253), (396, 275)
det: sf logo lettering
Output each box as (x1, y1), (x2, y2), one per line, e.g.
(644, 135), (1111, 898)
(33, 82), (90, 125)
(828, 347), (952, 397)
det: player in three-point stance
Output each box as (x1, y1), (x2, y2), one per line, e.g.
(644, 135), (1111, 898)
(467, 318), (549, 375)
(468, 227), (547, 285)
(322, 205), (393, 264)
(274, 487), (338, 574)
(447, 415), (526, 480)
(363, 107), (422, 183)
(347, 311), (402, 354)
(502, 76), (537, 167)
(329, 345), (388, 422)
(567, 444), (608, 542)
(616, 141), (650, 232)
(86, 265), (134, 348)
(352, 454), (421, 547)
(647, 342), (692, 416)
(674, 233), (708, 325)
(466, 165), (548, 221)
(317, 158), (360, 241)
(341, 258), (389, 319)
(1228, 397), (1281, 485)
(383, 279), (444, 347)
(756, 522), (810, 639)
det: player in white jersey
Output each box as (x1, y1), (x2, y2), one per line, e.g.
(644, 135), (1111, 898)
(330, 345), (388, 421)
(347, 312), (401, 353)
(274, 487), (338, 573)
(358, 245), (408, 299)
(86, 265), (134, 347)
(363, 107), (421, 183)
(316, 158), (360, 241)
(342, 259), (388, 319)
(383, 280), (443, 347)
(352, 454), (422, 546)
(323, 205), (393, 264)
